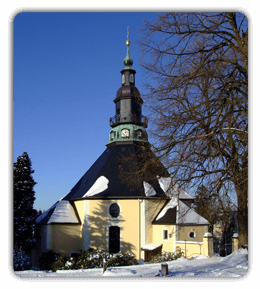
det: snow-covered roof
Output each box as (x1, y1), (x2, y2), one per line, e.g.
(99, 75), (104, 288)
(177, 201), (209, 225)
(158, 177), (194, 200)
(36, 200), (79, 224)
(153, 198), (209, 225)
(82, 176), (109, 197)
(141, 243), (162, 251)
(143, 182), (157, 197)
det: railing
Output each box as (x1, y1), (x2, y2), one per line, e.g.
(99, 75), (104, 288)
(109, 114), (148, 128)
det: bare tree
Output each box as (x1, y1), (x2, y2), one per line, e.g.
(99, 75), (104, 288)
(138, 12), (248, 247)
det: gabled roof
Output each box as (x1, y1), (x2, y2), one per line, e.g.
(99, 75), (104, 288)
(153, 198), (209, 225)
(36, 200), (80, 224)
(61, 144), (169, 200)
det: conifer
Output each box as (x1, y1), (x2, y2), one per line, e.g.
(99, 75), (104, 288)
(13, 152), (37, 253)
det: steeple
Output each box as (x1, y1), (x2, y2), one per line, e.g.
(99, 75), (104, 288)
(107, 27), (148, 147)
(123, 27), (134, 70)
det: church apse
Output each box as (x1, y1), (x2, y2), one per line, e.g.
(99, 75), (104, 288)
(82, 199), (139, 258)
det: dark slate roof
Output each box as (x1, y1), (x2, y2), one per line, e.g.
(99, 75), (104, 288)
(62, 143), (169, 200)
(152, 206), (177, 225)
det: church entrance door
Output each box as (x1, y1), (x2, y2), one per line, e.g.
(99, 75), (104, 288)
(109, 226), (120, 253)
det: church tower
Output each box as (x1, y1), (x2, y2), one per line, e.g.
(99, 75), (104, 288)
(107, 30), (148, 146)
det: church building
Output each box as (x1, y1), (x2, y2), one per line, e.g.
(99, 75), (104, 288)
(35, 33), (213, 263)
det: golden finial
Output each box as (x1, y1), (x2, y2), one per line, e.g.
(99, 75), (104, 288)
(126, 26), (130, 46)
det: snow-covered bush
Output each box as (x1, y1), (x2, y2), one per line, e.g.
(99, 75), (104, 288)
(39, 250), (78, 272)
(51, 254), (71, 272)
(149, 251), (183, 264)
(13, 245), (31, 271)
(107, 251), (138, 267)
(76, 250), (103, 269)
(38, 249), (138, 272)
(76, 249), (138, 269)
(39, 249), (138, 272)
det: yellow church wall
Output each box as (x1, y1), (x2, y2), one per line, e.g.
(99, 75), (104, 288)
(51, 224), (82, 256)
(178, 225), (207, 242)
(74, 200), (84, 224)
(86, 199), (140, 258)
(175, 225), (211, 258)
(175, 241), (204, 258)
(118, 199), (140, 258)
(88, 199), (107, 251)
(40, 225), (48, 252)
(202, 235), (214, 257)
(146, 199), (168, 245)
(152, 224), (174, 252)
(148, 226), (153, 244)
(43, 198), (168, 260)
(74, 200), (84, 242)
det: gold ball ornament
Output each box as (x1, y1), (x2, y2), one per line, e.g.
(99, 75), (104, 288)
(126, 40), (131, 46)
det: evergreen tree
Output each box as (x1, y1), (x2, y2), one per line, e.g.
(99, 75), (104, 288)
(13, 152), (37, 253)
(193, 185), (218, 233)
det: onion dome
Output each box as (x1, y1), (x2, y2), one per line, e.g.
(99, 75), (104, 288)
(123, 27), (134, 70)
(115, 85), (142, 103)
(123, 41), (133, 69)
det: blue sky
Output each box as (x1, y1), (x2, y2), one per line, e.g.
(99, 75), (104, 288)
(13, 12), (158, 211)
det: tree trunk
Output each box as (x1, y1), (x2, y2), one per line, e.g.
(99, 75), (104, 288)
(235, 181), (248, 247)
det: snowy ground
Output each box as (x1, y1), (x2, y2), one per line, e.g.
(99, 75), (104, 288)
(14, 249), (248, 279)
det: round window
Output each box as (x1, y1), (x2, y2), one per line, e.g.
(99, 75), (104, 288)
(109, 203), (120, 218)
(189, 230), (196, 240)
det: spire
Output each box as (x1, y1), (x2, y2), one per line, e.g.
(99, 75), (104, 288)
(123, 26), (133, 69)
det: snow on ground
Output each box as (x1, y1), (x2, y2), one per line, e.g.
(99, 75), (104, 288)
(15, 249), (248, 279)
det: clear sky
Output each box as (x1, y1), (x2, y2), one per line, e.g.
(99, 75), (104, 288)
(13, 12), (158, 211)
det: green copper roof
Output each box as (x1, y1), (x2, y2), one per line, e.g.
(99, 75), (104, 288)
(107, 124), (148, 146)
(123, 45), (134, 70)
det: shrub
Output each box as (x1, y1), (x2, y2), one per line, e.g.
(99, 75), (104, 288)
(77, 249), (106, 269)
(38, 249), (138, 271)
(13, 245), (31, 271)
(149, 251), (183, 264)
(38, 250), (58, 271)
(76, 249), (138, 269)
(107, 252), (138, 267)
(51, 254), (70, 272)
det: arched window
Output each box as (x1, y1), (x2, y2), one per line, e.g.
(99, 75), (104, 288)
(109, 202), (120, 218)
(122, 74), (125, 84)
(110, 131), (116, 141)
(135, 129), (143, 139)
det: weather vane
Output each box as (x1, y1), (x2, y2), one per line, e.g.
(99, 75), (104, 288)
(126, 26), (130, 46)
